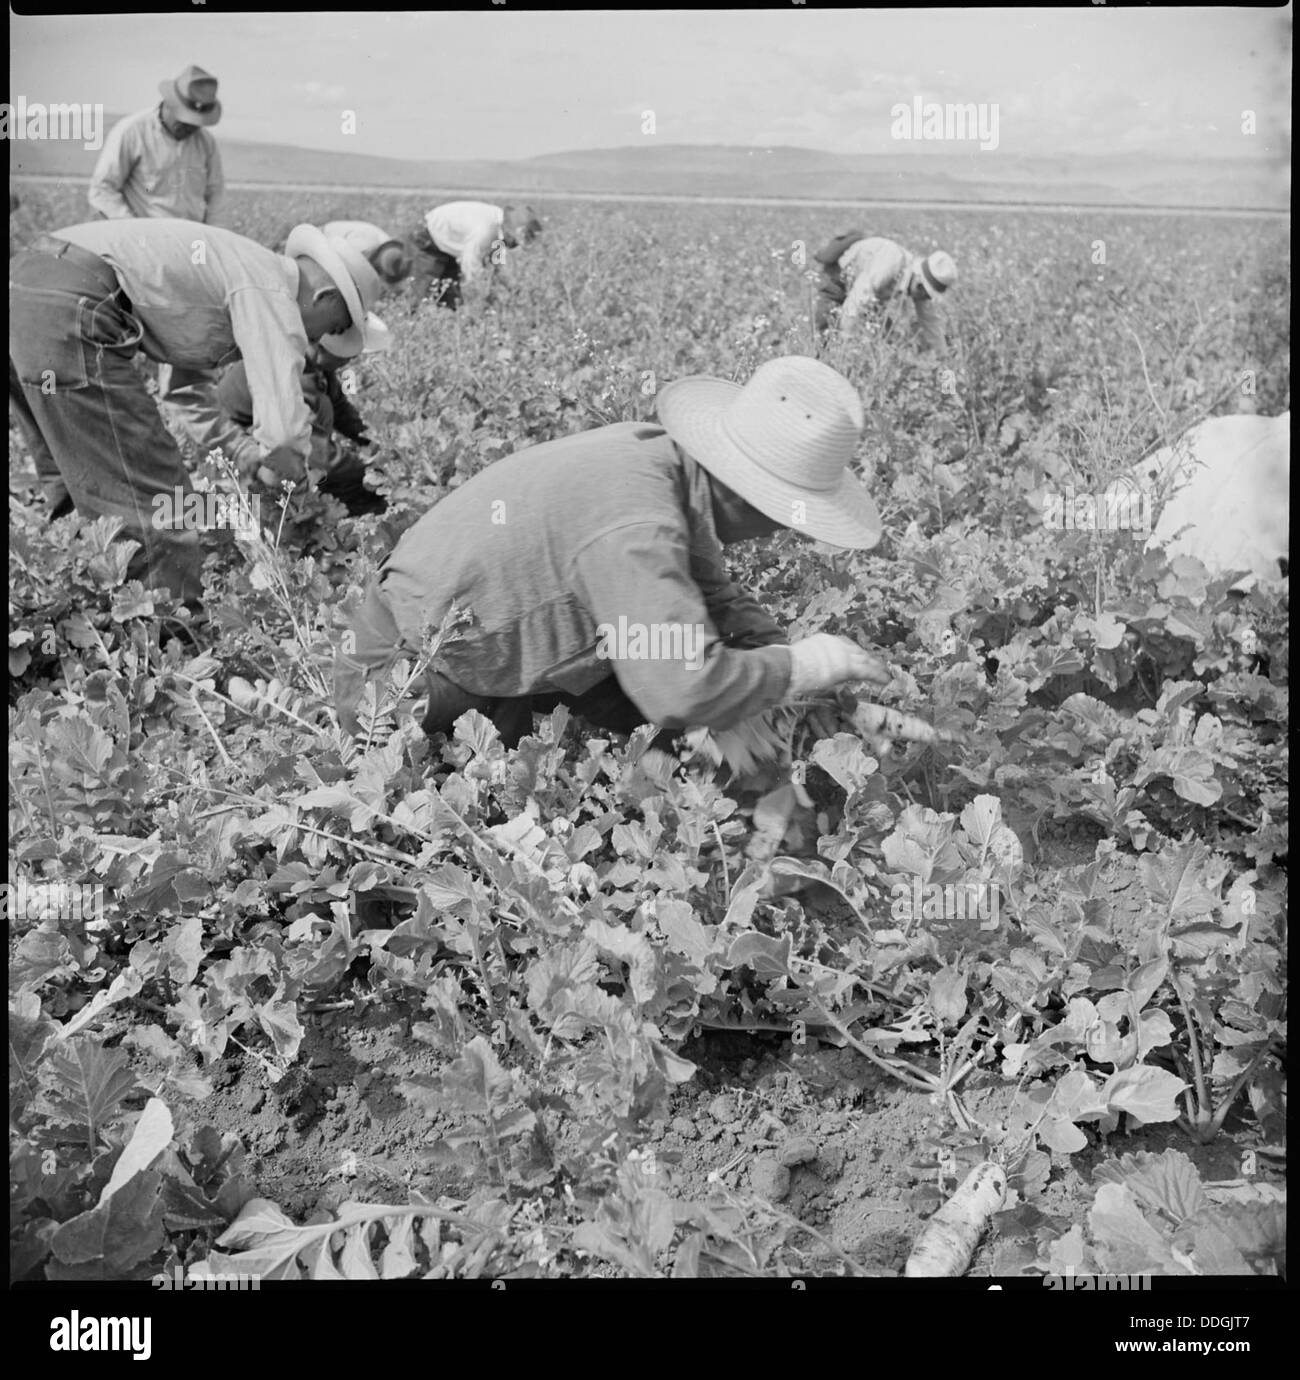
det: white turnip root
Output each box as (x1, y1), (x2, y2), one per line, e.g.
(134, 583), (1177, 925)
(904, 1161), (1007, 1278)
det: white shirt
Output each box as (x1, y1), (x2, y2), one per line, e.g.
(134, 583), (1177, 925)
(839, 236), (944, 351)
(88, 106), (224, 224)
(425, 201), (505, 282)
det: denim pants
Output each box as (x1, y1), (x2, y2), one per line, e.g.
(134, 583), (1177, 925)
(334, 576), (671, 748)
(9, 236), (204, 604)
(8, 355), (68, 514)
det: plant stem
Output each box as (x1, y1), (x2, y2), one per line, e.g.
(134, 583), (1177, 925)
(809, 1002), (938, 1091)
(1174, 984), (1211, 1122)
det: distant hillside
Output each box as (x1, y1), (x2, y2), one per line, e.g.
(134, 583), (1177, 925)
(9, 125), (1289, 211)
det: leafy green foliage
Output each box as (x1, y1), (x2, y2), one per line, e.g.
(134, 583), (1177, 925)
(9, 184), (1287, 1278)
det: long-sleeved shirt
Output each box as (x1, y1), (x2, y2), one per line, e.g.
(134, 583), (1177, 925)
(377, 423), (794, 729)
(839, 236), (945, 351)
(54, 219), (312, 460)
(425, 201), (506, 282)
(88, 106), (224, 224)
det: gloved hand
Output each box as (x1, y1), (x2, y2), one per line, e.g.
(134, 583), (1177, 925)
(787, 634), (890, 697)
(256, 444), (308, 487)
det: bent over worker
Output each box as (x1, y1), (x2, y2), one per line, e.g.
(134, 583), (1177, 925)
(9, 219), (380, 604)
(335, 355), (890, 745)
(814, 231), (957, 353)
(408, 200), (542, 308)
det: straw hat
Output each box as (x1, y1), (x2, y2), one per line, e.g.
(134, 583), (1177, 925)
(159, 65), (222, 127)
(656, 356), (881, 550)
(284, 225), (382, 359)
(916, 251), (958, 300)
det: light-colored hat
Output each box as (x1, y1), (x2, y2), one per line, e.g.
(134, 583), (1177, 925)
(159, 65), (222, 127)
(321, 220), (404, 259)
(285, 224), (382, 359)
(355, 312), (391, 355)
(656, 356), (881, 550)
(916, 251), (958, 300)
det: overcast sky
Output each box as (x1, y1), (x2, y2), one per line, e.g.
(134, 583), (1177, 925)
(9, 8), (1291, 163)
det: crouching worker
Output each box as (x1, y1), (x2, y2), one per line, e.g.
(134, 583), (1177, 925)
(213, 314), (391, 515)
(8, 219), (381, 605)
(334, 355), (890, 747)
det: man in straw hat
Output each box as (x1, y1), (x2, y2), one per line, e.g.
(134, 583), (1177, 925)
(813, 231), (957, 353)
(8, 219), (381, 606)
(197, 218), (405, 499)
(409, 200), (543, 308)
(334, 355), (890, 744)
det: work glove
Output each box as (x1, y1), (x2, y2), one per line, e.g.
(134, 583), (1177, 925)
(256, 444), (308, 488)
(787, 633), (890, 698)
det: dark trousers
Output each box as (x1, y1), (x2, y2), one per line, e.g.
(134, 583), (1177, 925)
(218, 361), (385, 516)
(334, 576), (674, 749)
(8, 355), (70, 514)
(419, 668), (668, 749)
(408, 224), (463, 309)
(813, 270), (846, 335)
(9, 236), (204, 604)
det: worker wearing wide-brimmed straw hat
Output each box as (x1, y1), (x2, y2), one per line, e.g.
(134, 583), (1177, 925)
(8, 219), (381, 606)
(334, 354), (890, 744)
(208, 220), (400, 512)
(814, 231), (957, 353)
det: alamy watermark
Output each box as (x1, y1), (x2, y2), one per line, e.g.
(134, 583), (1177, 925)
(152, 1265), (261, 1291)
(1043, 486), (1151, 535)
(891, 97), (1000, 152)
(890, 877), (1000, 928)
(595, 616), (705, 670)
(1043, 1272), (1152, 1291)
(1, 98), (104, 151)
(152, 486), (262, 535)
(3, 877), (104, 922)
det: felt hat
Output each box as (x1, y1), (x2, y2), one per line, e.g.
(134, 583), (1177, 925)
(916, 250), (958, 299)
(159, 65), (222, 126)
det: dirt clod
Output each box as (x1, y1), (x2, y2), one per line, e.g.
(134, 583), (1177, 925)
(779, 1136), (819, 1167)
(750, 1155), (792, 1202)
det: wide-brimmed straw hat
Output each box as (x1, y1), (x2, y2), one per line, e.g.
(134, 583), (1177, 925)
(916, 250), (958, 300)
(656, 356), (881, 549)
(159, 65), (222, 127)
(284, 224), (382, 359)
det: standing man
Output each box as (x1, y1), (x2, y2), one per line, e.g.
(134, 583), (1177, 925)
(409, 200), (542, 308)
(9, 220), (381, 605)
(813, 230), (957, 353)
(334, 355), (890, 744)
(89, 66), (227, 449)
(88, 64), (225, 224)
